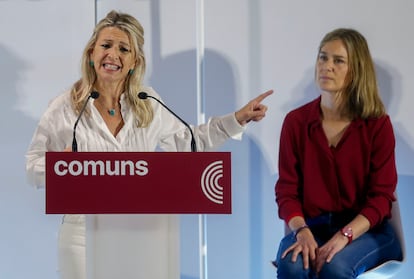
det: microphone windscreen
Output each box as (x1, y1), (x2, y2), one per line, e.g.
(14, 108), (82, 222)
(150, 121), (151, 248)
(91, 91), (100, 99)
(138, 92), (148, 99)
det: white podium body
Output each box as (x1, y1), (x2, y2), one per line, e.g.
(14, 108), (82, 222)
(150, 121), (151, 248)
(46, 152), (231, 279)
(86, 214), (179, 279)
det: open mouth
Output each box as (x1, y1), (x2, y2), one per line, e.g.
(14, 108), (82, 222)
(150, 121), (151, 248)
(103, 63), (121, 71)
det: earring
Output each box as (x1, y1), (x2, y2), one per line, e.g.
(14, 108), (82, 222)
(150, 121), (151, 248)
(128, 69), (134, 75)
(89, 61), (94, 67)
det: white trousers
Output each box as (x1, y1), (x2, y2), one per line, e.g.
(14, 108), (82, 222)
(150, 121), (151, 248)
(58, 215), (86, 279)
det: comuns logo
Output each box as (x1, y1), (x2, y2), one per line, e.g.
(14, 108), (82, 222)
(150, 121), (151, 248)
(53, 160), (149, 176)
(201, 160), (225, 204)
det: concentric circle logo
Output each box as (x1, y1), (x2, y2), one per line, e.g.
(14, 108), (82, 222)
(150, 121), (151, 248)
(201, 160), (224, 204)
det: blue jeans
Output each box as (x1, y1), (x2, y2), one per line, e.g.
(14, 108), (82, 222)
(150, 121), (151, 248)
(273, 214), (402, 279)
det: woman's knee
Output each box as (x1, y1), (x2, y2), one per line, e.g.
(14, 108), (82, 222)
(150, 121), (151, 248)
(318, 258), (355, 279)
(276, 256), (312, 279)
(274, 234), (315, 278)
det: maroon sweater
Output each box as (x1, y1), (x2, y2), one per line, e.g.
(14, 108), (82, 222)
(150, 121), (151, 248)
(275, 97), (397, 228)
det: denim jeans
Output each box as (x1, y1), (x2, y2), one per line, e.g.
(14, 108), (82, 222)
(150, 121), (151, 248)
(274, 214), (402, 279)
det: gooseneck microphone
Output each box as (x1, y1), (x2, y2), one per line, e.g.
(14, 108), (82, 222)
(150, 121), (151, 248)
(72, 91), (100, 152)
(138, 92), (197, 152)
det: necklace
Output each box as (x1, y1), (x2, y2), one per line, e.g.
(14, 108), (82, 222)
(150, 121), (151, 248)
(96, 100), (120, 117)
(108, 108), (116, 116)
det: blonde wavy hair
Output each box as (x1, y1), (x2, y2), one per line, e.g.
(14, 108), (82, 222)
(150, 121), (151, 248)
(317, 28), (386, 119)
(71, 10), (153, 127)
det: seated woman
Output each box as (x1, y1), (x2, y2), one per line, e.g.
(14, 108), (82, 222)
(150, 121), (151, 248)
(273, 28), (402, 279)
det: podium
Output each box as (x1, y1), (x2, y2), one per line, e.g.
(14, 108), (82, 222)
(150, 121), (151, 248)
(46, 152), (231, 279)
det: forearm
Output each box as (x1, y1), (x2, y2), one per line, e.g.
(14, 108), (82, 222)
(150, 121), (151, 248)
(341, 214), (371, 241)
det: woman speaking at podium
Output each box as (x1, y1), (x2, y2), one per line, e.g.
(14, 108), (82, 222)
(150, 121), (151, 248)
(26, 10), (272, 279)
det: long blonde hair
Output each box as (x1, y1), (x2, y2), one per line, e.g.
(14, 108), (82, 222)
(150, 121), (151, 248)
(318, 28), (386, 119)
(71, 10), (153, 127)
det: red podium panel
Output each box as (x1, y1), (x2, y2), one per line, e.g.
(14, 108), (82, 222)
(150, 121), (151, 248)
(45, 152), (231, 214)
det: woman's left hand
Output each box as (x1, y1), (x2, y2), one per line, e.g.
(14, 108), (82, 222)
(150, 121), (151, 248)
(235, 89), (273, 125)
(315, 232), (348, 274)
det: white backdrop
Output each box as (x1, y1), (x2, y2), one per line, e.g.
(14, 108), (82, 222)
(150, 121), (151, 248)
(0, 0), (413, 278)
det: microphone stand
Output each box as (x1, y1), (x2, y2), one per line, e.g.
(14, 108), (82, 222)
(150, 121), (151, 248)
(72, 91), (100, 152)
(138, 92), (197, 152)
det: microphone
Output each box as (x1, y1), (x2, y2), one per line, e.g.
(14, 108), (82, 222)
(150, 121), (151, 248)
(72, 91), (100, 152)
(138, 92), (197, 152)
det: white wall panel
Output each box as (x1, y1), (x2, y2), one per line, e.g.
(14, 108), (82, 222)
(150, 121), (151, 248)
(0, 1), (94, 278)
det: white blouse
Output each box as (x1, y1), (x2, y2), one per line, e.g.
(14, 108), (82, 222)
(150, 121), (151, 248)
(26, 86), (244, 189)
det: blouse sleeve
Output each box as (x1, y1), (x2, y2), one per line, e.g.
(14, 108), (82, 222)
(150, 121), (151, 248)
(360, 116), (397, 227)
(146, 87), (245, 152)
(26, 95), (72, 189)
(26, 113), (52, 189)
(275, 113), (304, 223)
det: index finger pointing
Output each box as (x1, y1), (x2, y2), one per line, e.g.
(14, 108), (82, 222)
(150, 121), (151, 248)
(254, 89), (274, 103)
